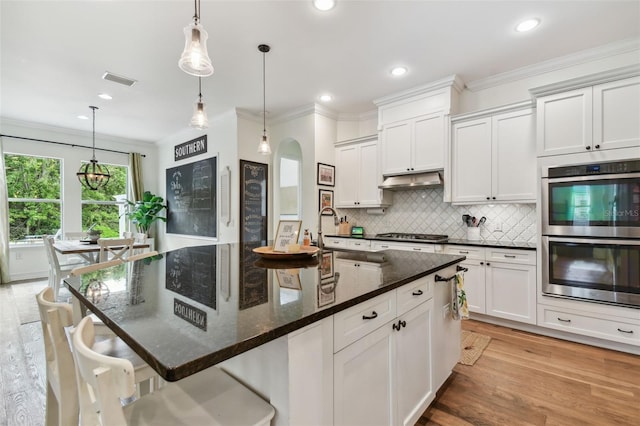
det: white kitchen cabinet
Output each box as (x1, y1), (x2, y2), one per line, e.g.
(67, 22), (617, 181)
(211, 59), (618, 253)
(535, 75), (640, 156)
(334, 298), (434, 426)
(444, 245), (537, 324)
(323, 236), (350, 249)
(451, 106), (536, 204)
(335, 136), (391, 208)
(371, 240), (436, 253)
(381, 111), (446, 175)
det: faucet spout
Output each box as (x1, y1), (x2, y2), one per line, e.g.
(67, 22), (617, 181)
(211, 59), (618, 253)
(317, 207), (339, 249)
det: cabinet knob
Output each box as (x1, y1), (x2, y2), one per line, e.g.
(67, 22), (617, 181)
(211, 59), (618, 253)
(586, 145), (591, 150)
(595, 144), (600, 149)
(486, 196), (490, 200)
(406, 168), (410, 171)
(492, 197), (496, 200)
(400, 320), (407, 328)
(480, 262), (484, 265)
(411, 168), (414, 171)
(486, 262), (491, 266)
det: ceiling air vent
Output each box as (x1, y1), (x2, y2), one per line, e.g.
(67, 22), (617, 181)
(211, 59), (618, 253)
(102, 71), (137, 87)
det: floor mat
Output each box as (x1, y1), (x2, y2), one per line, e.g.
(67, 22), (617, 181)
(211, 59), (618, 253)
(459, 330), (491, 366)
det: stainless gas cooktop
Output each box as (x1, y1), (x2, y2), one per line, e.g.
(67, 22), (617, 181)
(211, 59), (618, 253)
(375, 233), (449, 243)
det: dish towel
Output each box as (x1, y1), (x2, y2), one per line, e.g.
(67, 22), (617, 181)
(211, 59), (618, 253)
(451, 271), (469, 320)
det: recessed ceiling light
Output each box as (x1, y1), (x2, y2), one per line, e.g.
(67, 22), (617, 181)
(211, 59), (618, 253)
(313, 0), (335, 11)
(516, 18), (540, 32)
(98, 93), (113, 100)
(319, 94), (332, 102)
(77, 115), (89, 120)
(390, 66), (408, 77)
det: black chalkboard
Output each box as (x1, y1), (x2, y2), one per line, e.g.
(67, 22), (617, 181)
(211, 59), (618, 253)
(239, 160), (268, 242)
(166, 157), (217, 237)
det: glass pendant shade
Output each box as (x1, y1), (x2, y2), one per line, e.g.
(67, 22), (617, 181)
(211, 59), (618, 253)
(190, 98), (209, 129)
(77, 159), (111, 191)
(257, 133), (271, 155)
(179, 21), (213, 77)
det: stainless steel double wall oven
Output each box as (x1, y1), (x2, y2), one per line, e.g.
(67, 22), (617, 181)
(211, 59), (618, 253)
(541, 159), (640, 307)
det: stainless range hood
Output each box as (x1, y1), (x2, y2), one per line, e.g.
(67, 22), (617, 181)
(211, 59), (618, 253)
(378, 171), (443, 190)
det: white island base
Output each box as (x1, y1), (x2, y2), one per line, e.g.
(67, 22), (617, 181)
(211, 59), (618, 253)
(220, 264), (461, 426)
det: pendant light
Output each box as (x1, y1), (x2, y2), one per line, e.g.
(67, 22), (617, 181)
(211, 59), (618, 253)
(77, 106), (111, 191)
(179, 0), (214, 77)
(190, 77), (209, 129)
(257, 44), (271, 155)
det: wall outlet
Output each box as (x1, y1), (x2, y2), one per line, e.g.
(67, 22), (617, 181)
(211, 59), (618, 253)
(493, 221), (502, 232)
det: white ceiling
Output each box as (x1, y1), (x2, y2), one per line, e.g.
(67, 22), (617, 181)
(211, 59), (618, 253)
(1, 0), (639, 144)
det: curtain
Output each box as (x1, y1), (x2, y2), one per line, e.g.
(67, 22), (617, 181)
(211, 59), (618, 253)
(129, 152), (144, 202)
(0, 138), (11, 284)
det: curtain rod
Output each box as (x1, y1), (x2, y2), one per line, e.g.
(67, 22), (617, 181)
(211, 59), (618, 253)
(0, 134), (146, 157)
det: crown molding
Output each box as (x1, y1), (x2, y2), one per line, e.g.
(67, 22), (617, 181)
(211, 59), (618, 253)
(373, 74), (464, 107)
(467, 38), (640, 92)
(271, 103), (339, 125)
(450, 100), (534, 123)
(337, 109), (377, 122)
(529, 64), (640, 98)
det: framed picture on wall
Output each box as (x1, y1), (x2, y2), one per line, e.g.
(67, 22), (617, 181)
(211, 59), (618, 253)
(317, 163), (335, 186)
(319, 189), (334, 214)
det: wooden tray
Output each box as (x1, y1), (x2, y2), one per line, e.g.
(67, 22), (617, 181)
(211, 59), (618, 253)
(252, 245), (319, 259)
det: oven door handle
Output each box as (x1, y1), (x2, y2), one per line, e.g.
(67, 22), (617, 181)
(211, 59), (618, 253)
(545, 236), (640, 246)
(545, 171), (640, 184)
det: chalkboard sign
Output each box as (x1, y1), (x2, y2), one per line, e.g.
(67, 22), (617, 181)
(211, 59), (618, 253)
(239, 241), (268, 310)
(239, 160), (268, 242)
(166, 157), (217, 237)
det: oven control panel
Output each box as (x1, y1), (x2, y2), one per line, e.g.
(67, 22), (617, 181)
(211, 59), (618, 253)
(548, 160), (640, 178)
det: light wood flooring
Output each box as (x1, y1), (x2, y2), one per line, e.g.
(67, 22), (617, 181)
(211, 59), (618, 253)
(1, 279), (639, 426)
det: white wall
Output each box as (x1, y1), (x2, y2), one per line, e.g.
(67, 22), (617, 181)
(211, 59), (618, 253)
(2, 118), (157, 281)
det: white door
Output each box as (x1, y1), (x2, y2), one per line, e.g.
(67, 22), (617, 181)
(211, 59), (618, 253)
(335, 144), (359, 207)
(491, 109), (536, 202)
(358, 140), (382, 206)
(382, 121), (412, 175)
(413, 112), (445, 172)
(486, 261), (536, 324)
(593, 76), (640, 151)
(536, 88), (593, 156)
(395, 300), (434, 426)
(334, 323), (395, 426)
(451, 117), (492, 203)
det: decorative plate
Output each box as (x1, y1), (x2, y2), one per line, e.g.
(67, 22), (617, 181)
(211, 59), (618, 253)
(252, 245), (319, 259)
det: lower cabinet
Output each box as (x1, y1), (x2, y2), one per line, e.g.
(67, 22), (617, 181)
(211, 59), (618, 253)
(444, 245), (537, 324)
(334, 299), (434, 426)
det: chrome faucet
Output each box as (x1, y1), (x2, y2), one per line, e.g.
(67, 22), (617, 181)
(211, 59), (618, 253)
(317, 207), (340, 249)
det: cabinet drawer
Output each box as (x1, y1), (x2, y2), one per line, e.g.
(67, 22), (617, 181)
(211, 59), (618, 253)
(538, 305), (640, 346)
(486, 248), (535, 265)
(347, 239), (371, 251)
(334, 291), (397, 352)
(324, 237), (350, 248)
(444, 245), (484, 260)
(397, 275), (433, 317)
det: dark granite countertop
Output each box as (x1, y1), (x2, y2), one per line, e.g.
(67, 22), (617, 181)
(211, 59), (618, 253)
(65, 242), (464, 381)
(325, 234), (536, 250)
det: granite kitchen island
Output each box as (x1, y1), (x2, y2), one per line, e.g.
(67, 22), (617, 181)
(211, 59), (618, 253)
(65, 242), (465, 425)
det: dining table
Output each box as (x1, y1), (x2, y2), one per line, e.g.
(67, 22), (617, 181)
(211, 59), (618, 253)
(53, 239), (150, 263)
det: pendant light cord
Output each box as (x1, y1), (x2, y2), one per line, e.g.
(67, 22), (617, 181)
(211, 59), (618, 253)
(198, 77), (203, 102)
(194, 0), (200, 23)
(91, 106), (98, 161)
(262, 50), (266, 133)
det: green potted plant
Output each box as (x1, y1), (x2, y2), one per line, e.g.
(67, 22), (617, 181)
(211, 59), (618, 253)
(124, 191), (167, 236)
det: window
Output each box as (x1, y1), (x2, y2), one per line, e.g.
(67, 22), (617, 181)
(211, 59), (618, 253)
(279, 156), (301, 220)
(81, 163), (128, 238)
(5, 153), (62, 242)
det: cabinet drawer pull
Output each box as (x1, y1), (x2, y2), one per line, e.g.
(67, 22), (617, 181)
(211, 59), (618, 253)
(459, 251), (469, 254)
(362, 311), (378, 320)
(504, 254), (516, 258)
(381, 245), (389, 249)
(617, 328), (634, 334)
(412, 289), (423, 296)
(400, 320), (406, 328)
(412, 248), (422, 251)
(557, 317), (572, 323)
(392, 322), (401, 331)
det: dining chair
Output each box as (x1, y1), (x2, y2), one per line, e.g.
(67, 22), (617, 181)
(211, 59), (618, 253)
(43, 235), (87, 300)
(98, 237), (134, 262)
(70, 259), (124, 277)
(71, 315), (276, 426)
(36, 287), (158, 426)
(124, 251), (158, 262)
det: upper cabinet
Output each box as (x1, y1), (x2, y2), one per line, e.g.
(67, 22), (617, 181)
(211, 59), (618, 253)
(531, 68), (640, 157)
(374, 75), (463, 177)
(335, 136), (391, 208)
(380, 112), (446, 175)
(451, 104), (536, 204)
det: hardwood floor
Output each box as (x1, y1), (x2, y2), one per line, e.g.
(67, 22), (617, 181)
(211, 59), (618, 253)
(418, 320), (640, 426)
(1, 280), (639, 426)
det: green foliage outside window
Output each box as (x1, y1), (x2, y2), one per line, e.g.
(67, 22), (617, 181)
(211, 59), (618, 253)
(81, 163), (128, 238)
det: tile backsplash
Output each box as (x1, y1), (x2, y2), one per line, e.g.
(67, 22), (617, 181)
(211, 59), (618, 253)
(337, 188), (537, 243)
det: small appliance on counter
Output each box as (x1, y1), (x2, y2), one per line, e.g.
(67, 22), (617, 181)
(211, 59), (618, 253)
(351, 226), (365, 238)
(337, 216), (351, 235)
